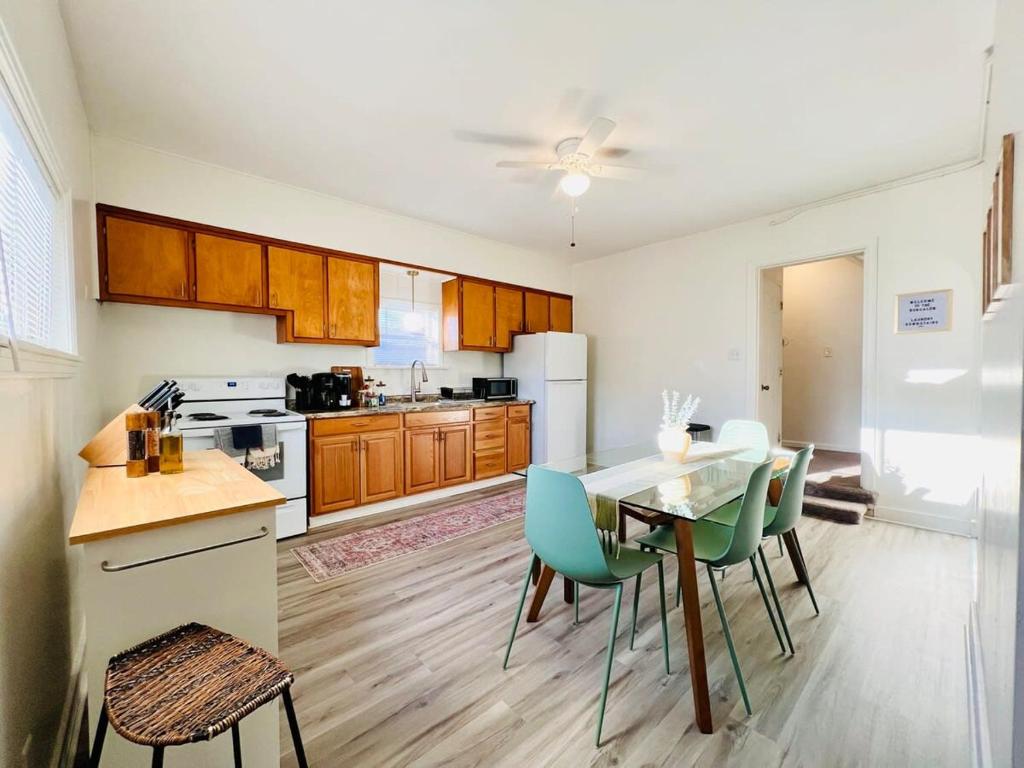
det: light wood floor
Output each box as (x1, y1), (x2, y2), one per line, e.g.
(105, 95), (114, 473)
(276, 482), (970, 767)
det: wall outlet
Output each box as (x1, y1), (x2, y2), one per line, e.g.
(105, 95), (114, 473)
(823, 346), (833, 358)
(727, 347), (741, 362)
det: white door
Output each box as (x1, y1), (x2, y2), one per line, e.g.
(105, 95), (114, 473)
(545, 380), (587, 464)
(758, 269), (784, 446)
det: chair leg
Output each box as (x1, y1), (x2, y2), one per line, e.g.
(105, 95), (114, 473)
(791, 529), (820, 615)
(232, 723), (242, 768)
(282, 689), (309, 768)
(629, 572), (642, 650)
(656, 561), (671, 674)
(750, 555), (786, 654)
(151, 748), (164, 768)
(777, 534), (784, 557)
(758, 546), (795, 655)
(676, 582), (681, 608)
(89, 704), (108, 768)
(595, 582), (624, 747)
(707, 563), (752, 716)
(504, 553), (539, 669)
(574, 581), (580, 625)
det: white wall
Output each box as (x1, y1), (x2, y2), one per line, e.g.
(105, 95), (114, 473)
(781, 255), (863, 452)
(572, 167), (982, 535)
(90, 136), (571, 418)
(0, 1), (98, 766)
(975, 0), (1024, 762)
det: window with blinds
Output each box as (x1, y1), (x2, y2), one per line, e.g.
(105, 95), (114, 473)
(371, 297), (441, 367)
(0, 80), (67, 355)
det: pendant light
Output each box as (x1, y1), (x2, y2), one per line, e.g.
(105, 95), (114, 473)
(402, 269), (425, 332)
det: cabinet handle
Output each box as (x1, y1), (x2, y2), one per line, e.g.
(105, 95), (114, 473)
(270, 291), (278, 306)
(101, 527), (269, 572)
(179, 281), (186, 298)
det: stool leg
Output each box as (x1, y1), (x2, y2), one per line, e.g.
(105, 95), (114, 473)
(89, 705), (109, 767)
(151, 747), (164, 768)
(282, 689), (309, 768)
(232, 723), (242, 768)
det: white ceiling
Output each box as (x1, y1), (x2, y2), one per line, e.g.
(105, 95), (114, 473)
(59, 1), (994, 260)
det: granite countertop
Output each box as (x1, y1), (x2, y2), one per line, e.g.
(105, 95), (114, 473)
(296, 399), (534, 420)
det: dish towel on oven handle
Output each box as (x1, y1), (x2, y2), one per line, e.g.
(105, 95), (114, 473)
(246, 425), (279, 470)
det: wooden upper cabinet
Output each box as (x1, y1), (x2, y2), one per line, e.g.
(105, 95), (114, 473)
(268, 246), (325, 339)
(404, 428), (440, 494)
(194, 233), (264, 308)
(313, 434), (360, 514)
(327, 256), (378, 345)
(549, 296), (573, 332)
(440, 424), (472, 486)
(104, 217), (190, 301)
(524, 291), (550, 333)
(461, 279), (496, 348)
(495, 286), (524, 350)
(360, 431), (402, 504)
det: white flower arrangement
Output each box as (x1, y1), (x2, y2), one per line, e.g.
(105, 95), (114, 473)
(661, 390), (700, 430)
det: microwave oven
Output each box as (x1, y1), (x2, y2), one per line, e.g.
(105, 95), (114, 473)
(472, 377), (517, 400)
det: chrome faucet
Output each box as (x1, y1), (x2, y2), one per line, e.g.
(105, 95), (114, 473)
(410, 359), (429, 402)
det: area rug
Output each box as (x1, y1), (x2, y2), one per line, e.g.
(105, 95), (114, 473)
(291, 489), (525, 582)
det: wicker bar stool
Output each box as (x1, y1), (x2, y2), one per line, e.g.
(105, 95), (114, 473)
(89, 623), (308, 768)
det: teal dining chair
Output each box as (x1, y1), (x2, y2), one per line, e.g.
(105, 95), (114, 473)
(718, 419), (771, 461)
(635, 459), (781, 715)
(707, 445), (819, 631)
(503, 465), (671, 746)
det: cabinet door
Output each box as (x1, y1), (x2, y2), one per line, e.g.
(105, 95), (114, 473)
(440, 424), (472, 486)
(313, 435), (360, 514)
(495, 286), (524, 350)
(267, 246), (325, 338)
(360, 431), (402, 504)
(195, 233), (264, 308)
(549, 296), (573, 333)
(506, 417), (531, 472)
(461, 279), (495, 348)
(328, 256), (378, 344)
(404, 428), (440, 494)
(524, 291), (550, 333)
(105, 217), (189, 301)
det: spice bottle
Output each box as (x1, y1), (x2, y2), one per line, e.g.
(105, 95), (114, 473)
(125, 412), (148, 478)
(145, 410), (161, 473)
(159, 410), (184, 475)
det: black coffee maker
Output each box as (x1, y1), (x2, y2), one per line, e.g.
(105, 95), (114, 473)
(311, 372), (353, 410)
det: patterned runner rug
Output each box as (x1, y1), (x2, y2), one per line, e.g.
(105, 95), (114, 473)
(291, 488), (525, 583)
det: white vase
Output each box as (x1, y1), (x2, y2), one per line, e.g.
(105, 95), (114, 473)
(658, 427), (692, 463)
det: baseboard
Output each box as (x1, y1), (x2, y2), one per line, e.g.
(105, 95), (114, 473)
(967, 602), (993, 768)
(782, 439), (861, 454)
(871, 504), (973, 536)
(50, 628), (87, 768)
(309, 474), (523, 530)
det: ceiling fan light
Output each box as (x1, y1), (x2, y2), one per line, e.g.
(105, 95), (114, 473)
(559, 172), (591, 197)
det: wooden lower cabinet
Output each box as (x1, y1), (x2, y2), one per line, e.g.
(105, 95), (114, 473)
(313, 434), (360, 514)
(506, 416), (530, 472)
(440, 424), (472, 486)
(404, 427), (440, 495)
(360, 431), (402, 504)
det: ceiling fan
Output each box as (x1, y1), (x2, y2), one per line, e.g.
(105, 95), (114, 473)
(496, 117), (640, 197)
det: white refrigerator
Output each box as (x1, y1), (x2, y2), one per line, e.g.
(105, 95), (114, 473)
(503, 332), (588, 468)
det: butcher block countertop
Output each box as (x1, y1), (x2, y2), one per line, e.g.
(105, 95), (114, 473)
(69, 450), (285, 545)
(298, 399), (534, 420)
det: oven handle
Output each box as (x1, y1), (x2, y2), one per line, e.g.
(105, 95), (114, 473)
(100, 527), (270, 572)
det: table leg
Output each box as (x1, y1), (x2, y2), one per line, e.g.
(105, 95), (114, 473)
(527, 564), (556, 622)
(767, 477), (784, 506)
(782, 530), (809, 585)
(673, 519), (713, 734)
(563, 576), (575, 604)
(531, 557), (541, 586)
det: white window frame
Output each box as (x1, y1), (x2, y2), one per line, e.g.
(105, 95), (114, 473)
(367, 296), (447, 370)
(0, 17), (78, 378)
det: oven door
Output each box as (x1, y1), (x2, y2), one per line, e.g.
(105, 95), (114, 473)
(181, 421), (307, 501)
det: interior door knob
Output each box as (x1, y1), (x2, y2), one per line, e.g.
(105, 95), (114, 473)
(760, 384), (770, 391)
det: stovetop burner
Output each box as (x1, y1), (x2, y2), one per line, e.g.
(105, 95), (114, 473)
(248, 409), (289, 417)
(188, 412), (229, 421)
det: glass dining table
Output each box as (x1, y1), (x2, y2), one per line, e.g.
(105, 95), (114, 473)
(512, 440), (794, 735)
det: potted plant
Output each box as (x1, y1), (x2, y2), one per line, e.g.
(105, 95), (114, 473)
(658, 390), (700, 463)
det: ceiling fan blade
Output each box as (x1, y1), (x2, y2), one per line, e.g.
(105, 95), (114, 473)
(496, 160), (558, 170)
(590, 163), (644, 180)
(576, 117), (616, 158)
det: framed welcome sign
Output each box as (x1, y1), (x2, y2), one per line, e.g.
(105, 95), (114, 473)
(896, 289), (952, 333)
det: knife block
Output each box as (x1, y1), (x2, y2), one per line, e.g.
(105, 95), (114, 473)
(79, 405), (145, 467)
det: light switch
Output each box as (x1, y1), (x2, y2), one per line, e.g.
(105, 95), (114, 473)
(728, 347), (741, 362)
(824, 346), (833, 358)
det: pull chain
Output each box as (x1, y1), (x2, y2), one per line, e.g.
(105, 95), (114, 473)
(570, 199), (577, 248)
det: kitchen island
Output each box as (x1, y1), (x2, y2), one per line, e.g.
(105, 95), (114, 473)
(70, 450), (284, 768)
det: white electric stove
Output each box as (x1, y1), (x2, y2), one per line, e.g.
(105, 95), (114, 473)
(174, 376), (308, 539)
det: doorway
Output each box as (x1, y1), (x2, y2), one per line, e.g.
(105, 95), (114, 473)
(757, 253), (864, 482)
